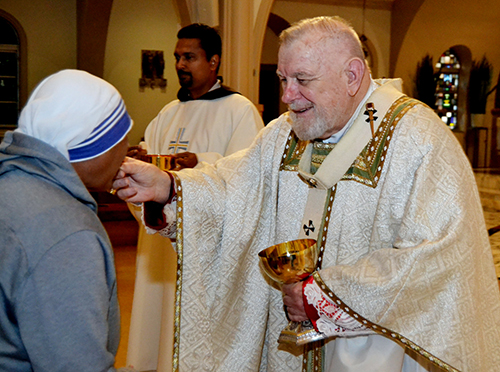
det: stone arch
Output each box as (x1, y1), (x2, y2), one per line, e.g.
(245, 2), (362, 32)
(390, 0), (425, 76)
(76, 0), (114, 77)
(267, 12), (290, 37)
(360, 34), (379, 78)
(258, 12), (290, 123)
(249, 0), (276, 102)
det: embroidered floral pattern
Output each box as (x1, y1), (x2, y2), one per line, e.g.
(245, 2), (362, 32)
(304, 280), (373, 336)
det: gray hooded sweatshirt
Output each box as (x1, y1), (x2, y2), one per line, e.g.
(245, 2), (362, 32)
(0, 131), (120, 372)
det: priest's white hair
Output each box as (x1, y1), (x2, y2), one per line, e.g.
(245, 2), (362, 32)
(279, 16), (365, 62)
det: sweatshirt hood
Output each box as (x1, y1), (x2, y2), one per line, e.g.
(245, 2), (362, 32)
(0, 131), (97, 212)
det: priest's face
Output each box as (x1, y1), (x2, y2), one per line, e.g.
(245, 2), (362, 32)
(174, 38), (217, 96)
(277, 33), (352, 141)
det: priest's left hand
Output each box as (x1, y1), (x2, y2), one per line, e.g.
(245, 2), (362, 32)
(282, 282), (308, 322)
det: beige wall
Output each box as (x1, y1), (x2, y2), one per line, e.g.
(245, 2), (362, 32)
(394, 0), (500, 158)
(0, 0), (181, 146)
(394, 0), (500, 100)
(268, 1), (391, 78)
(5, 0), (500, 155)
(0, 0), (76, 93)
(104, 0), (181, 146)
(261, 27), (279, 65)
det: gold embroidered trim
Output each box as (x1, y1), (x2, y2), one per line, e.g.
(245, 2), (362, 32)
(341, 96), (420, 187)
(301, 183), (336, 371)
(312, 272), (460, 372)
(302, 339), (325, 372)
(280, 135), (336, 174)
(311, 142), (336, 173)
(172, 173), (183, 372)
(313, 141), (336, 150)
(280, 96), (422, 188)
(280, 131), (307, 171)
(316, 186), (335, 270)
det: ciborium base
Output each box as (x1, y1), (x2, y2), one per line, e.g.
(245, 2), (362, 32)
(278, 320), (327, 346)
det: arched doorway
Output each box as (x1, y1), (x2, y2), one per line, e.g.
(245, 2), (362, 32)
(259, 13), (290, 124)
(0, 10), (27, 139)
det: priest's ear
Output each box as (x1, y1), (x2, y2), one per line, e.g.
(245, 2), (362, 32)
(345, 58), (366, 97)
(209, 55), (220, 72)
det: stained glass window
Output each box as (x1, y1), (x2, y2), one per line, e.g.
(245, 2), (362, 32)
(435, 50), (460, 130)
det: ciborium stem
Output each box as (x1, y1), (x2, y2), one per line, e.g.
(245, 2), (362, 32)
(258, 239), (327, 345)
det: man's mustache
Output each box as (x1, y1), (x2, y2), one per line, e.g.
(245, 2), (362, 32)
(177, 71), (192, 79)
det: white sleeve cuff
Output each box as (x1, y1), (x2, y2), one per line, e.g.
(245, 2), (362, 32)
(304, 280), (375, 337)
(142, 200), (177, 239)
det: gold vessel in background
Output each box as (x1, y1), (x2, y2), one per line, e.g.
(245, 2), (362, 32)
(140, 154), (176, 171)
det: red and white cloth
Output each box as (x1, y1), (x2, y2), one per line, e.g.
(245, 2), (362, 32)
(303, 276), (374, 337)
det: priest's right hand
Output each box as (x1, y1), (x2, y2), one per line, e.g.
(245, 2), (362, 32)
(112, 157), (172, 205)
(172, 151), (198, 170)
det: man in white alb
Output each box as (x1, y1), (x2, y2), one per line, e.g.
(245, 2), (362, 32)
(126, 23), (263, 372)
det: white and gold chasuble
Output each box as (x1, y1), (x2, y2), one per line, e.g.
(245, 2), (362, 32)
(152, 80), (500, 372)
(127, 86), (263, 372)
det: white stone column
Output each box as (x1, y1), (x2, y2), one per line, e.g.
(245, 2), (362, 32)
(186, 0), (219, 26)
(220, 0), (253, 98)
(220, 0), (274, 103)
(181, 0), (273, 104)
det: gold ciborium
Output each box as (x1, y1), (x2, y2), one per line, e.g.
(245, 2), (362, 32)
(139, 154), (176, 171)
(258, 239), (326, 345)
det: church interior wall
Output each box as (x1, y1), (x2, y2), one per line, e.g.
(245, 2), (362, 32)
(104, 0), (181, 146)
(0, 0), (76, 94)
(269, 1), (391, 78)
(261, 26), (280, 66)
(3, 0), (499, 155)
(394, 0), (500, 159)
(395, 0), (500, 102)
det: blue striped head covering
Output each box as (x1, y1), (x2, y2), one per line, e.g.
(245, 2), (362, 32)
(16, 69), (133, 162)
